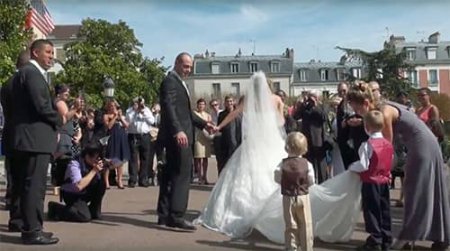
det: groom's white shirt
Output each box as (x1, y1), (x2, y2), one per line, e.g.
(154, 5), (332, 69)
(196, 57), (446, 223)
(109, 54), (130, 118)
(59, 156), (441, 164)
(348, 131), (384, 173)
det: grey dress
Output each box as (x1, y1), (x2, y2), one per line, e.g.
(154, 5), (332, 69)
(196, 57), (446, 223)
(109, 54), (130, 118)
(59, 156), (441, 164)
(388, 101), (450, 242)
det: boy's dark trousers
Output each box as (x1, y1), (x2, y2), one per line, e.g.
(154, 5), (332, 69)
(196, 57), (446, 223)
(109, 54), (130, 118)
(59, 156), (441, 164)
(361, 182), (392, 248)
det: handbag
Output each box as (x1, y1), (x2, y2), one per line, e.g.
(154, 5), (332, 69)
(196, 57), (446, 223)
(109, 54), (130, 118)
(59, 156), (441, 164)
(149, 126), (159, 142)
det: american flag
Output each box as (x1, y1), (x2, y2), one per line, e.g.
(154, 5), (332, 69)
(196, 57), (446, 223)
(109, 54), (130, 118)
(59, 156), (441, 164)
(26, 0), (55, 36)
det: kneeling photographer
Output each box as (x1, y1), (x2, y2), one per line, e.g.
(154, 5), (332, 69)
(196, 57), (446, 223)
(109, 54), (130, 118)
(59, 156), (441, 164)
(47, 143), (108, 222)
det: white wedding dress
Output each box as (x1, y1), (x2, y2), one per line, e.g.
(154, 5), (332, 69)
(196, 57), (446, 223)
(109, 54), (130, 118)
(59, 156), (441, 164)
(195, 71), (362, 244)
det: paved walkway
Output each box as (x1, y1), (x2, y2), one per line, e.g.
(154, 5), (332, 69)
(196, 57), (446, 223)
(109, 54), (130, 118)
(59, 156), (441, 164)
(0, 158), (436, 250)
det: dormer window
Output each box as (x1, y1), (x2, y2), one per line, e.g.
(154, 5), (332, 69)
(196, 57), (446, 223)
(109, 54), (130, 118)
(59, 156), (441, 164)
(426, 47), (437, 60)
(352, 68), (362, 79)
(270, 61), (280, 73)
(249, 62), (258, 72)
(211, 63), (220, 74)
(299, 69), (307, 82)
(405, 47), (416, 60)
(230, 62), (239, 73)
(320, 69), (329, 81)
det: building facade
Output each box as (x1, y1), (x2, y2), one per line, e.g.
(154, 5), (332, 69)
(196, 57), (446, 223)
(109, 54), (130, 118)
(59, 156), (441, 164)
(186, 49), (294, 101)
(386, 32), (450, 95)
(46, 25), (82, 82)
(291, 59), (364, 97)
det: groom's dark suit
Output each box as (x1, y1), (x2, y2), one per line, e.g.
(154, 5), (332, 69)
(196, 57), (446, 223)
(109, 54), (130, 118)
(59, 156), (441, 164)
(10, 61), (62, 233)
(157, 71), (206, 225)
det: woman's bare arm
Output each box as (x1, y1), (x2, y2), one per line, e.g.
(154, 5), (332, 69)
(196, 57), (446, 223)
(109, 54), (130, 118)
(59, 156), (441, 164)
(217, 102), (244, 131)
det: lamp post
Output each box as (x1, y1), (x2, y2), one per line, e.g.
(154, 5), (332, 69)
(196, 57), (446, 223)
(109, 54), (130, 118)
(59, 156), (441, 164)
(103, 77), (115, 98)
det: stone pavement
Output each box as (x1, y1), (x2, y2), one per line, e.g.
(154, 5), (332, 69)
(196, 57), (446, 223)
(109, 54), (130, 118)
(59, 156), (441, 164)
(0, 158), (436, 251)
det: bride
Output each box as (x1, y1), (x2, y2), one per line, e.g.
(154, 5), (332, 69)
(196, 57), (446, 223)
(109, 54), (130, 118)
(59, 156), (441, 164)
(195, 71), (362, 244)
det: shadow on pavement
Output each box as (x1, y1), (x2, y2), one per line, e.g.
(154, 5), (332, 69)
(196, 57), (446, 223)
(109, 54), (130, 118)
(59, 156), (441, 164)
(190, 184), (213, 192)
(141, 209), (201, 221)
(197, 239), (281, 251)
(0, 233), (23, 245)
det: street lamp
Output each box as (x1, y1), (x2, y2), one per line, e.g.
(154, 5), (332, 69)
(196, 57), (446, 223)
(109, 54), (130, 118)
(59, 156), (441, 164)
(103, 77), (115, 98)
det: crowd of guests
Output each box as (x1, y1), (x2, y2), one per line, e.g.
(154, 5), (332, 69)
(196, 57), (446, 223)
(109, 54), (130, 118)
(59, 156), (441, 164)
(1, 43), (449, 249)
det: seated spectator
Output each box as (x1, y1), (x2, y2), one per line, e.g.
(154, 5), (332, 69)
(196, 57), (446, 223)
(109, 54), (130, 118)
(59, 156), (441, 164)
(47, 144), (107, 222)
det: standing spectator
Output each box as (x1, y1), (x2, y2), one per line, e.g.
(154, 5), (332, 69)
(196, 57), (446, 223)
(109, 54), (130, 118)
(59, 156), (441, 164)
(293, 90), (328, 183)
(416, 87), (440, 124)
(126, 97), (155, 187)
(369, 81), (381, 102)
(217, 95), (242, 175)
(103, 99), (130, 189)
(193, 98), (212, 184)
(80, 108), (96, 148)
(157, 52), (212, 231)
(1, 49), (29, 230)
(336, 82), (368, 169)
(149, 103), (162, 185)
(10, 39), (62, 244)
(276, 90), (298, 134)
(209, 98), (221, 125)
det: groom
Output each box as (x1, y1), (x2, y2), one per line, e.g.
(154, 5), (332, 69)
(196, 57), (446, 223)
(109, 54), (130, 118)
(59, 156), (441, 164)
(157, 52), (213, 231)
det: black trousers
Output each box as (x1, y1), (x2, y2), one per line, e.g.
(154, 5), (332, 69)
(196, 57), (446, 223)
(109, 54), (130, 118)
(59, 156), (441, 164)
(7, 154), (23, 228)
(361, 182), (392, 246)
(157, 142), (193, 223)
(11, 151), (51, 232)
(57, 180), (106, 222)
(148, 139), (163, 181)
(128, 134), (151, 185)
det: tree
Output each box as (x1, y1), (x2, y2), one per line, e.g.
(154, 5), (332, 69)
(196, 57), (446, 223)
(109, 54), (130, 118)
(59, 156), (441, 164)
(55, 18), (167, 108)
(0, 0), (32, 84)
(336, 46), (415, 99)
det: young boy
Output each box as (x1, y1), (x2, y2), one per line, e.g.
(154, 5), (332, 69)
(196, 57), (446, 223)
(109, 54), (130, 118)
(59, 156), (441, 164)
(349, 110), (394, 251)
(275, 132), (315, 251)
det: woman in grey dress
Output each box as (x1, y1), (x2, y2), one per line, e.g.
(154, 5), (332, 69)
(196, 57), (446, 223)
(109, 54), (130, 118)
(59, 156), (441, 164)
(347, 83), (450, 250)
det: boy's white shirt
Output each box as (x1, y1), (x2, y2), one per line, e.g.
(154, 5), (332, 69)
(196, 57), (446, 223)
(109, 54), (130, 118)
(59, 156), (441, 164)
(348, 131), (384, 173)
(274, 156), (316, 186)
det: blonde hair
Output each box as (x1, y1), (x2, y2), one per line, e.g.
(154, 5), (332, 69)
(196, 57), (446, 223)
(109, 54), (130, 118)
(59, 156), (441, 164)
(364, 110), (384, 132)
(285, 132), (308, 156)
(347, 81), (374, 105)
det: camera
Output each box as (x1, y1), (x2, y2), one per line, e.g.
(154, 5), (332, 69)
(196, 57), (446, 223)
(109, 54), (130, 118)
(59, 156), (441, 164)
(303, 98), (315, 110)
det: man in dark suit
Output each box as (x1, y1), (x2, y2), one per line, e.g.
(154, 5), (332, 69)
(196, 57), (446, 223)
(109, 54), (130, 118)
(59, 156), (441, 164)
(10, 39), (63, 245)
(1, 49), (30, 232)
(157, 52), (213, 231)
(216, 96), (242, 174)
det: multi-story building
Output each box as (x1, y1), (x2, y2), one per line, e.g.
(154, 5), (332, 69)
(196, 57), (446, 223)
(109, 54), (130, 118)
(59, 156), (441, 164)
(386, 32), (450, 95)
(46, 25), (82, 82)
(291, 59), (364, 97)
(186, 49), (294, 101)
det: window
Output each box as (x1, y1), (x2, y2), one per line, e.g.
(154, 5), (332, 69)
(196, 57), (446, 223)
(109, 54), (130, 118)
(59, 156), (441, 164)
(352, 68), (361, 79)
(272, 82), (280, 91)
(270, 62), (280, 73)
(231, 63), (239, 73)
(426, 47), (437, 60)
(299, 70), (307, 82)
(320, 69), (329, 81)
(336, 69), (344, 81)
(407, 70), (418, 87)
(231, 82), (240, 96)
(211, 64), (220, 74)
(250, 62), (258, 72)
(429, 70), (438, 86)
(212, 83), (221, 97)
(56, 48), (66, 61)
(406, 48), (416, 60)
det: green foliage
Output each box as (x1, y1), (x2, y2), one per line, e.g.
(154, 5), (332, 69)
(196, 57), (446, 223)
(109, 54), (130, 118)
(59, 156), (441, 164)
(0, 0), (32, 84)
(55, 18), (167, 108)
(336, 46), (415, 99)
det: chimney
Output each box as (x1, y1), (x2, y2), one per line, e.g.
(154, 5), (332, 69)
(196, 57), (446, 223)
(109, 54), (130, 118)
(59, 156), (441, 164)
(389, 34), (405, 45)
(205, 49), (209, 58)
(428, 32), (440, 43)
(211, 52), (216, 57)
(236, 48), (242, 57)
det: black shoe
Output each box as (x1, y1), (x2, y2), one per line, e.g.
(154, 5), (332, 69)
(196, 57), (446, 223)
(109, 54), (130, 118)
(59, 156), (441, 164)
(356, 243), (382, 251)
(47, 201), (61, 221)
(139, 182), (150, 188)
(157, 218), (167, 226)
(431, 241), (449, 250)
(22, 231), (59, 245)
(8, 223), (23, 232)
(166, 219), (197, 231)
(128, 182), (136, 188)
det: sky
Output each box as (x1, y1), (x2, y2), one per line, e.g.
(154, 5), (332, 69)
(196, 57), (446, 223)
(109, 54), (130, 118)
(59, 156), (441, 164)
(46, 0), (450, 67)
